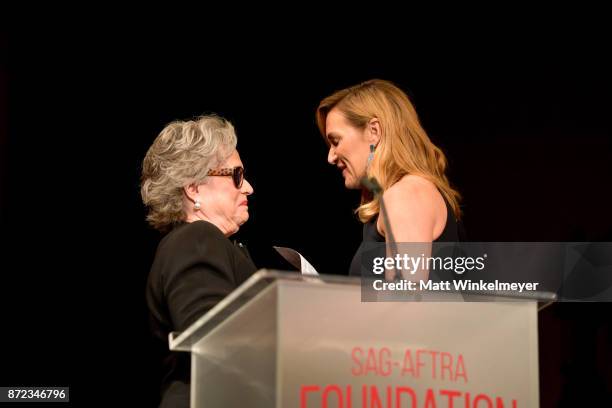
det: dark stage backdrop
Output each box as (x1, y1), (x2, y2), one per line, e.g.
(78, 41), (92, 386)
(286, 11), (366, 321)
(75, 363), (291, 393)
(2, 35), (611, 406)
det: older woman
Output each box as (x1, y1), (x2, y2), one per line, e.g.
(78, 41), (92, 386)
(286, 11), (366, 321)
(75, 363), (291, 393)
(141, 114), (256, 407)
(316, 79), (463, 280)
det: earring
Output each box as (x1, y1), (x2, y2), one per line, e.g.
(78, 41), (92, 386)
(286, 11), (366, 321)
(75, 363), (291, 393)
(194, 199), (201, 210)
(367, 144), (375, 168)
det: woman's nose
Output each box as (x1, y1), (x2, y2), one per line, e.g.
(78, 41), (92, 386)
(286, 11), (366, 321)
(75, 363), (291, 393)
(242, 178), (254, 195)
(328, 146), (338, 164)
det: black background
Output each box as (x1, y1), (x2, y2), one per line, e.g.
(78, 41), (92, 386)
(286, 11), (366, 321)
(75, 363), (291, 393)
(2, 28), (611, 406)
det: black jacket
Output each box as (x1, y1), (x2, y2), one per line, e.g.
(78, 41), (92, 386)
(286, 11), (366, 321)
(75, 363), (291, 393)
(146, 220), (257, 407)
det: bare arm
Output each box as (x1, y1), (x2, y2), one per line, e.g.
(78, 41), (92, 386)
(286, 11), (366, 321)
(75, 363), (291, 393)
(378, 176), (445, 281)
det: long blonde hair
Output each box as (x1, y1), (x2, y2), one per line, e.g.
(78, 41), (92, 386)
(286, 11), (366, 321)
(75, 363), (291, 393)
(316, 79), (461, 223)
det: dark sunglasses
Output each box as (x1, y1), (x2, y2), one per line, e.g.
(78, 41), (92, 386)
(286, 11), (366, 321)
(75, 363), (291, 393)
(206, 166), (244, 189)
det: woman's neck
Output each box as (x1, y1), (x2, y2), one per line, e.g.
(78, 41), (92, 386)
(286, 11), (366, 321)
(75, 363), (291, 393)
(186, 213), (238, 237)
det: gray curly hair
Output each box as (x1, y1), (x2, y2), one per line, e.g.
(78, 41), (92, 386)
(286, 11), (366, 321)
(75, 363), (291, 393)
(141, 114), (237, 231)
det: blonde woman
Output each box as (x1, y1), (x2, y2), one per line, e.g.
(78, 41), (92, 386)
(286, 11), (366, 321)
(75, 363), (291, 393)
(316, 79), (463, 279)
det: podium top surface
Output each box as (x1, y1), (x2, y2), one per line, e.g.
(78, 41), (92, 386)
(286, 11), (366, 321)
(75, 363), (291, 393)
(168, 270), (556, 351)
(169, 270), (349, 350)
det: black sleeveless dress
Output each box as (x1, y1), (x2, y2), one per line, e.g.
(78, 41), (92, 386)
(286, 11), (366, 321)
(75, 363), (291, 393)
(348, 200), (464, 276)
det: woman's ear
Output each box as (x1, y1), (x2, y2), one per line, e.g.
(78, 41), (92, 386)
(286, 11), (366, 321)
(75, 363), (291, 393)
(367, 118), (381, 146)
(183, 183), (200, 203)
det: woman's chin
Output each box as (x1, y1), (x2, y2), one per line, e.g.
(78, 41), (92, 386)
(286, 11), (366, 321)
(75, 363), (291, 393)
(237, 212), (249, 225)
(344, 176), (361, 189)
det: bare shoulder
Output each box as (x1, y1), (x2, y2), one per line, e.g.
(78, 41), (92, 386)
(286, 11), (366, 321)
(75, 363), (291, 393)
(378, 175), (447, 241)
(383, 174), (441, 204)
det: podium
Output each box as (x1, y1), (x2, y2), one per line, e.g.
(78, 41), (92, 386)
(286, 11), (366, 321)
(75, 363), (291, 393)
(169, 270), (555, 407)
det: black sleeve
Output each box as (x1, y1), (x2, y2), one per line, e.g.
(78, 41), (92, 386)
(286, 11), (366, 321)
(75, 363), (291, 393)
(162, 224), (239, 332)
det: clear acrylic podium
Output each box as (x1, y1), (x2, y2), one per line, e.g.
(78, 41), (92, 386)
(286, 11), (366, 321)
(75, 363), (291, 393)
(169, 270), (555, 408)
